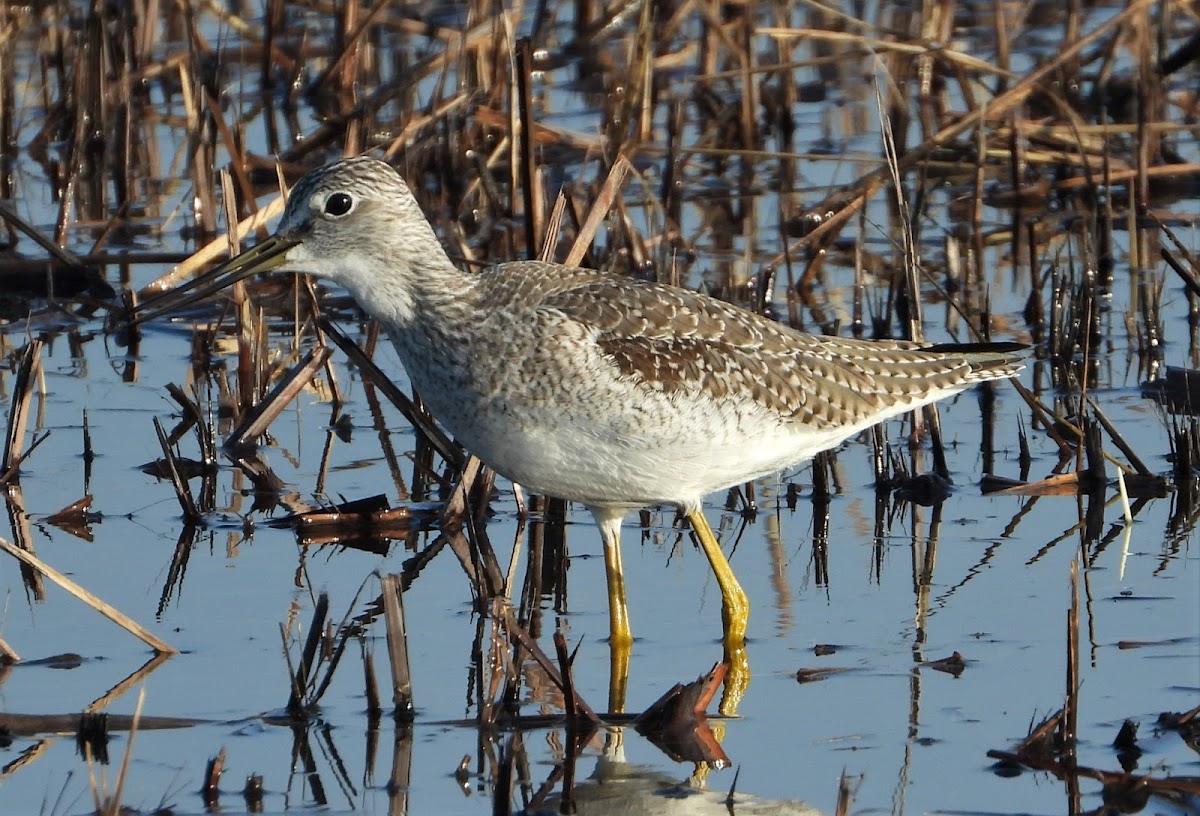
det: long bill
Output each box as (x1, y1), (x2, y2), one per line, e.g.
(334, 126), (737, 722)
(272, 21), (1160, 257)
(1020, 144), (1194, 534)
(131, 234), (299, 324)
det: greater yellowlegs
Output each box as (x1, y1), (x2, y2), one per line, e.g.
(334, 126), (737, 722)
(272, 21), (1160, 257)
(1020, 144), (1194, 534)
(136, 157), (1024, 707)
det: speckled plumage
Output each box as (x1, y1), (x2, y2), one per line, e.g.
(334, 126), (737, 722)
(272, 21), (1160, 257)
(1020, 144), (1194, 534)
(141, 156), (1025, 669)
(270, 157), (1022, 514)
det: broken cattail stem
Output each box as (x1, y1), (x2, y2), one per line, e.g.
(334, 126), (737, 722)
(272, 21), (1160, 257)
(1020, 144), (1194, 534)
(543, 498), (568, 615)
(153, 417), (201, 525)
(362, 641), (382, 721)
(1064, 558), (1080, 754)
(1082, 415), (1107, 488)
(82, 408), (94, 468)
(2, 340), (43, 479)
(441, 456), (506, 599)
(1085, 397), (1152, 477)
(381, 573), (414, 721)
(501, 608), (599, 723)
(107, 686), (147, 813)
(0, 635), (21, 664)
(0, 431), (51, 487)
(539, 191), (568, 263)
(0, 536), (177, 655)
(243, 774), (264, 812)
(201, 746), (226, 807)
(516, 38), (541, 258)
(165, 384), (215, 463)
(835, 768), (857, 816)
(286, 593), (329, 718)
(519, 496), (546, 629)
(564, 156), (631, 268)
(227, 345), (334, 448)
(553, 631), (578, 720)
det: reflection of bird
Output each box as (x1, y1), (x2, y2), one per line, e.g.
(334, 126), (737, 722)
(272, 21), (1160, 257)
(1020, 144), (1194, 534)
(137, 157), (1024, 706)
(521, 762), (823, 816)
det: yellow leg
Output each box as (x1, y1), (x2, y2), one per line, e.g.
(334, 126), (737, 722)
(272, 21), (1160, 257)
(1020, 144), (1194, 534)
(719, 640), (750, 716)
(686, 509), (750, 715)
(686, 509), (748, 642)
(602, 528), (632, 649)
(608, 645), (629, 715)
(604, 537), (631, 714)
(593, 507), (632, 714)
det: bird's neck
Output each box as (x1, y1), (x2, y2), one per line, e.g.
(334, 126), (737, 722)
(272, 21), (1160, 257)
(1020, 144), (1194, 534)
(378, 257), (487, 419)
(340, 250), (480, 330)
(408, 257), (483, 323)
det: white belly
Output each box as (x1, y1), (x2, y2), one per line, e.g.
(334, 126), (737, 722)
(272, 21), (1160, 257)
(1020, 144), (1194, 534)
(421, 370), (853, 510)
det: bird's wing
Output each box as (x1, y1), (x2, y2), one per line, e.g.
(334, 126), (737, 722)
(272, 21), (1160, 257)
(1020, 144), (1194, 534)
(536, 275), (1015, 430)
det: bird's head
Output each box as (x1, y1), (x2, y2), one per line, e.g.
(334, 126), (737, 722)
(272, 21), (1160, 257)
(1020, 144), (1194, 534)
(134, 157), (443, 326)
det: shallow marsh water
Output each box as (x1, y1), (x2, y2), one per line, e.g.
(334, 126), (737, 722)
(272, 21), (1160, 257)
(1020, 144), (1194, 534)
(4, 322), (1196, 814)
(1, 0), (1198, 814)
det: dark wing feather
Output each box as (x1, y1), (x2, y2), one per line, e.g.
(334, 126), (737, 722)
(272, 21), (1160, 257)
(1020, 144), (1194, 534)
(504, 264), (1022, 430)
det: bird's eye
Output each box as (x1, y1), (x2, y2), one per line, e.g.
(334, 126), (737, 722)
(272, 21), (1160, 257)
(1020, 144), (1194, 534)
(324, 192), (354, 217)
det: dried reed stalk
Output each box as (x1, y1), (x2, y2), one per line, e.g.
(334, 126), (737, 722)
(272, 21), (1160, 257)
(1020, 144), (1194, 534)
(380, 573), (414, 721)
(228, 345), (334, 447)
(1, 341), (43, 480)
(0, 537), (177, 655)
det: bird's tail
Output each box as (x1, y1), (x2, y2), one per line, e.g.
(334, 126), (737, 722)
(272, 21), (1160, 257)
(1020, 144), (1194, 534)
(921, 341), (1027, 383)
